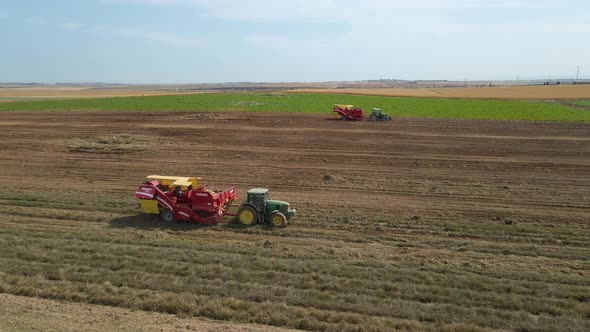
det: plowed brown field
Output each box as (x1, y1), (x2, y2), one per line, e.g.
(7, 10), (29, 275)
(0, 111), (589, 331)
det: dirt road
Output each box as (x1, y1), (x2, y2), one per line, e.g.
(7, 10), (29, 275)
(0, 111), (588, 331)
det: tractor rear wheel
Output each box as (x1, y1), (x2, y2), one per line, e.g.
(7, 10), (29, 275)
(269, 212), (287, 228)
(236, 206), (258, 226)
(370, 115), (377, 122)
(160, 209), (175, 223)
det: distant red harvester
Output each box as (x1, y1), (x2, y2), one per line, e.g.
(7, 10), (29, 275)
(332, 104), (364, 121)
(134, 175), (237, 225)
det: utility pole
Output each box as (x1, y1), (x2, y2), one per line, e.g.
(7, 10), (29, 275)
(576, 66), (580, 81)
(516, 74), (519, 86)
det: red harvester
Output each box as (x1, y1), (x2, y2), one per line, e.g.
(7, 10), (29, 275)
(332, 104), (364, 121)
(134, 175), (237, 225)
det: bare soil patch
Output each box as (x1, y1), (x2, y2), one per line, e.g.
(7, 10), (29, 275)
(66, 134), (163, 154)
(184, 113), (242, 120)
(0, 293), (296, 332)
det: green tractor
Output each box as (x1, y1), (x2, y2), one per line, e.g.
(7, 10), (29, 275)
(369, 108), (392, 121)
(235, 188), (296, 228)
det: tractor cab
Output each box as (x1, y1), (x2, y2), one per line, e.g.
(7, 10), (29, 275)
(236, 188), (296, 228)
(369, 108), (392, 121)
(247, 188), (268, 213)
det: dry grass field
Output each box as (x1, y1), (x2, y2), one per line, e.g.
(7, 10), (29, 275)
(288, 85), (590, 100)
(0, 85), (200, 102)
(2, 84), (590, 103)
(0, 110), (588, 331)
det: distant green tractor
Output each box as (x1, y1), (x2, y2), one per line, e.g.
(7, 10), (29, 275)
(235, 188), (296, 228)
(369, 108), (392, 121)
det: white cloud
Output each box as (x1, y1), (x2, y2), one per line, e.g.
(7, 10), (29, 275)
(118, 29), (205, 48)
(96, 24), (206, 48)
(103, 0), (590, 46)
(103, 0), (589, 21)
(244, 33), (325, 53)
(101, 0), (186, 4)
(25, 17), (46, 25)
(244, 34), (290, 50)
(63, 22), (82, 30)
(98, 0), (590, 80)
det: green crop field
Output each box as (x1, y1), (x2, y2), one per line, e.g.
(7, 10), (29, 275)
(1, 93), (589, 122)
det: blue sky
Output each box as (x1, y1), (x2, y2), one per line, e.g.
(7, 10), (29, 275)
(1, 0), (589, 83)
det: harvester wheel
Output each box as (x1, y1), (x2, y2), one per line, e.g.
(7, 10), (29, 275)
(236, 206), (258, 226)
(269, 212), (287, 228)
(340, 115), (347, 121)
(160, 209), (175, 223)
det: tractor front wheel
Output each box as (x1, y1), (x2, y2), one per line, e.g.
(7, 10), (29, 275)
(160, 209), (175, 223)
(236, 206), (258, 226)
(269, 212), (287, 228)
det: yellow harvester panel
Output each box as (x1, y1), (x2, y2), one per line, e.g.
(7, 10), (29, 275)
(139, 199), (160, 214)
(146, 175), (200, 190)
(334, 104), (354, 110)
